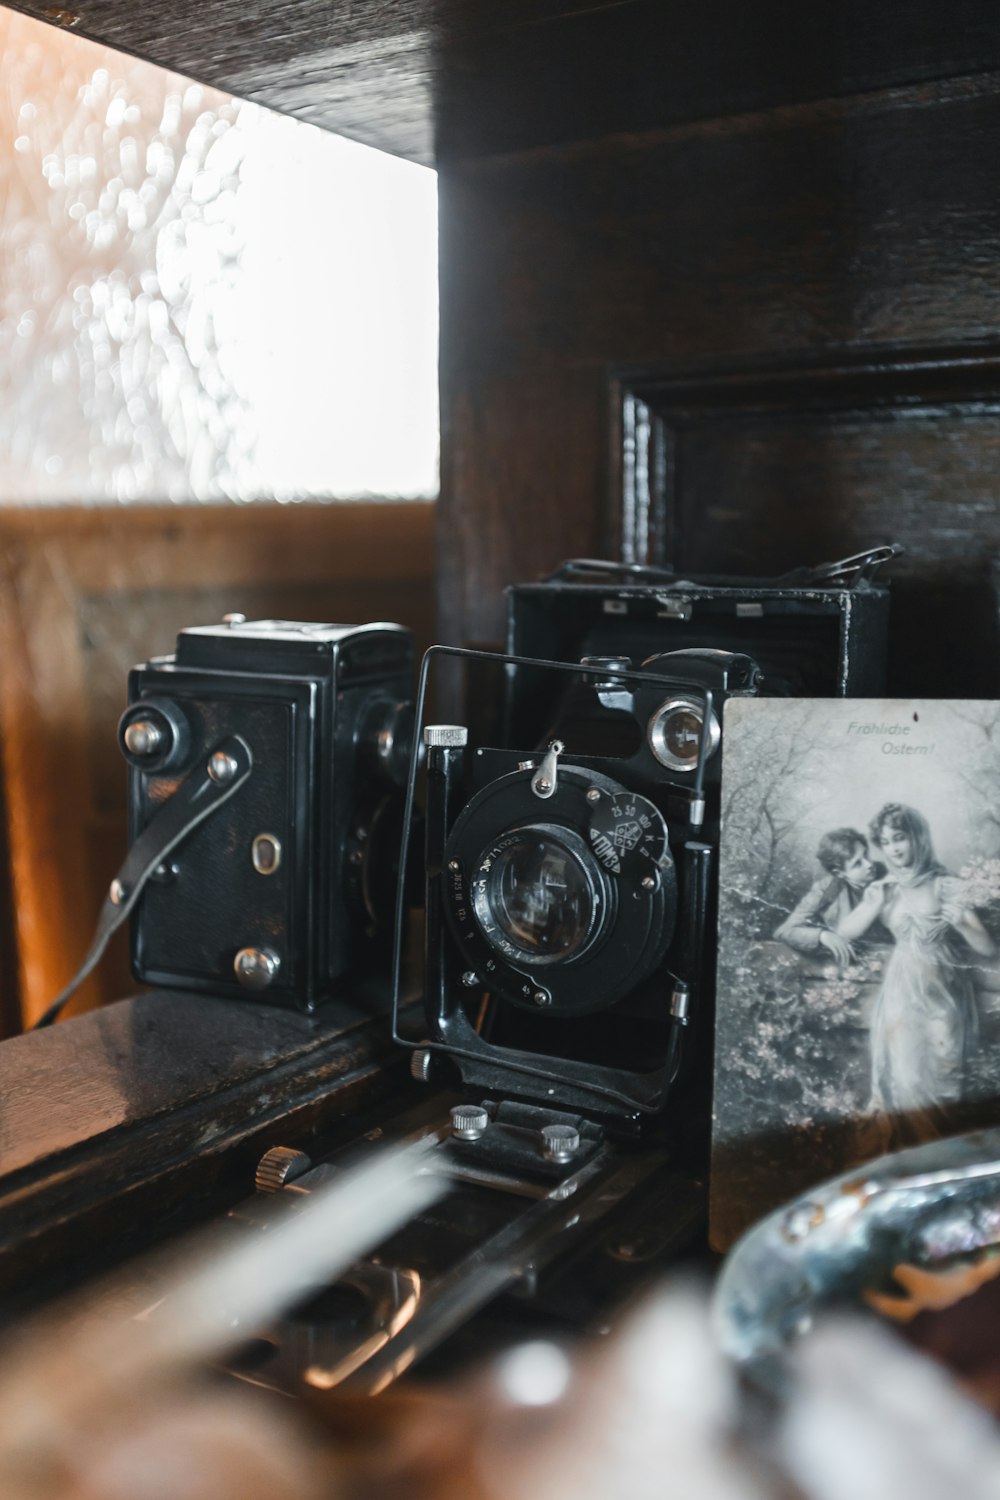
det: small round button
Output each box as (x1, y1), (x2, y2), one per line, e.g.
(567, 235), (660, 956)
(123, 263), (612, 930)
(208, 750), (239, 784)
(233, 947), (281, 989)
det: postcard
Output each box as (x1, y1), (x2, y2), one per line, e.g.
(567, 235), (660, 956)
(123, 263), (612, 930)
(710, 699), (1000, 1251)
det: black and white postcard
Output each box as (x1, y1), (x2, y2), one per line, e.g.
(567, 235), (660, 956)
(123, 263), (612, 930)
(710, 699), (1000, 1250)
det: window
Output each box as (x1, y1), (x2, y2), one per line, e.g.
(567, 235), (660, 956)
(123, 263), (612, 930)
(0, 6), (439, 503)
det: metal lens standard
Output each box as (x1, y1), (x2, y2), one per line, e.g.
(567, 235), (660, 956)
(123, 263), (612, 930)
(476, 828), (599, 966)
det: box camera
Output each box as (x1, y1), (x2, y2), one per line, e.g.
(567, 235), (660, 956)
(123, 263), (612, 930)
(504, 548), (895, 747)
(401, 644), (762, 1131)
(119, 617), (415, 1012)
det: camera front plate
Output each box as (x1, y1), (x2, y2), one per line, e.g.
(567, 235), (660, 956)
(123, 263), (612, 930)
(443, 764), (676, 1017)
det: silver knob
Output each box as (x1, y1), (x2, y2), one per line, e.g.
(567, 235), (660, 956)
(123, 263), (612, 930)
(451, 1104), (489, 1141)
(223, 613), (247, 626)
(233, 947), (281, 989)
(541, 1124), (580, 1163)
(255, 1146), (311, 1193)
(410, 1048), (434, 1083)
(123, 720), (164, 756)
(424, 725), (468, 747)
(208, 750), (239, 784)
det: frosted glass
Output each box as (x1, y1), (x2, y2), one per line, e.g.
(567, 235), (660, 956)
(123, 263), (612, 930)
(0, 7), (439, 503)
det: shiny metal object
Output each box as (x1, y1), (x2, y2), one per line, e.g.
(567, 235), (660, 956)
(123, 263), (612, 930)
(233, 946), (281, 989)
(123, 720), (164, 756)
(451, 1104), (490, 1141)
(541, 1124), (580, 1163)
(424, 724), (469, 747)
(647, 696), (720, 773)
(669, 984), (690, 1023)
(713, 1125), (1000, 1364)
(251, 833), (282, 875)
(208, 749), (239, 784)
(255, 1146), (313, 1194)
(234, 1127), (667, 1398)
(410, 1048), (434, 1083)
(531, 739), (564, 800)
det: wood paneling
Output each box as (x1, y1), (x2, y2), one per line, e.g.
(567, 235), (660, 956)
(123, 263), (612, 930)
(437, 75), (1000, 676)
(12, 0), (1000, 165)
(0, 501), (434, 1030)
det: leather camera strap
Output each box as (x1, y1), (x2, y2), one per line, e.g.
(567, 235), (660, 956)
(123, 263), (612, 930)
(31, 735), (254, 1029)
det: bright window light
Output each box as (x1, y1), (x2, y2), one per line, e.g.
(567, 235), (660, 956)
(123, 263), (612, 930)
(0, 6), (439, 503)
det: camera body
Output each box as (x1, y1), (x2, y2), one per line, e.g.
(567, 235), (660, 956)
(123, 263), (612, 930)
(120, 618), (414, 1011)
(504, 553), (893, 748)
(414, 646), (761, 1129)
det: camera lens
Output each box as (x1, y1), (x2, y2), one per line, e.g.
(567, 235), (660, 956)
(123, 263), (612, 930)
(474, 826), (602, 967)
(117, 697), (191, 773)
(647, 696), (720, 773)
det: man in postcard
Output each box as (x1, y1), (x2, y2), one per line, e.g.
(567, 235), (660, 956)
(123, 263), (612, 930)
(775, 828), (887, 966)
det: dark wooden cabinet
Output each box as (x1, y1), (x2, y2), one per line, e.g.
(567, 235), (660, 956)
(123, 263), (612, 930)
(5, 0), (1000, 1281)
(8, 0), (1000, 679)
(437, 60), (1000, 687)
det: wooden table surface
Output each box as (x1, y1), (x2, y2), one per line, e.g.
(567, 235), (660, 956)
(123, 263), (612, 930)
(0, 990), (415, 1309)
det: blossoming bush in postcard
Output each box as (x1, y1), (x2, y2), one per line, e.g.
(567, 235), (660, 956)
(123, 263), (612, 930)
(710, 698), (1000, 1250)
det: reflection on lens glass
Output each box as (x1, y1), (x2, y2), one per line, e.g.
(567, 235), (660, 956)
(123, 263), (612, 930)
(486, 835), (595, 963)
(648, 696), (719, 772)
(662, 707), (703, 765)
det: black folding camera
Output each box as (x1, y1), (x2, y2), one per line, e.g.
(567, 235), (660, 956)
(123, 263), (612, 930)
(504, 548), (896, 747)
(118, 618), (414, 1011)
(401, 644), (761, 1131)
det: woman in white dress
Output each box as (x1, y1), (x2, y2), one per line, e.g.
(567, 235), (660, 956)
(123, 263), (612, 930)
(838, 803), (996, 1147)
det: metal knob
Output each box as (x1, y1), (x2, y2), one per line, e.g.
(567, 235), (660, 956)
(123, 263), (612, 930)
(208, 749), (239, 784)
(255, 1146), (312, 1194)
(541, 1123), (580, 1163)
(410, 1048), (434, 1083)
(233, 946), (281, 989)
(123, 719), (164, 756)
(423, 725), (468, 747)
(451, 1104), (489, 1141)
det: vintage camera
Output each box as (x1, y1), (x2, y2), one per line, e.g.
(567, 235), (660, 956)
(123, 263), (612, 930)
(118, 617), (415, 1011)
(504, 548), (896, 748)
(401, 644), (761, 1131)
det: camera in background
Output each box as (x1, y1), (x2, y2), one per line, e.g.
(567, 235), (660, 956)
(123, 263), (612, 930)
(503, 550), (895, 749)
(120, 617), (414, 1012)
